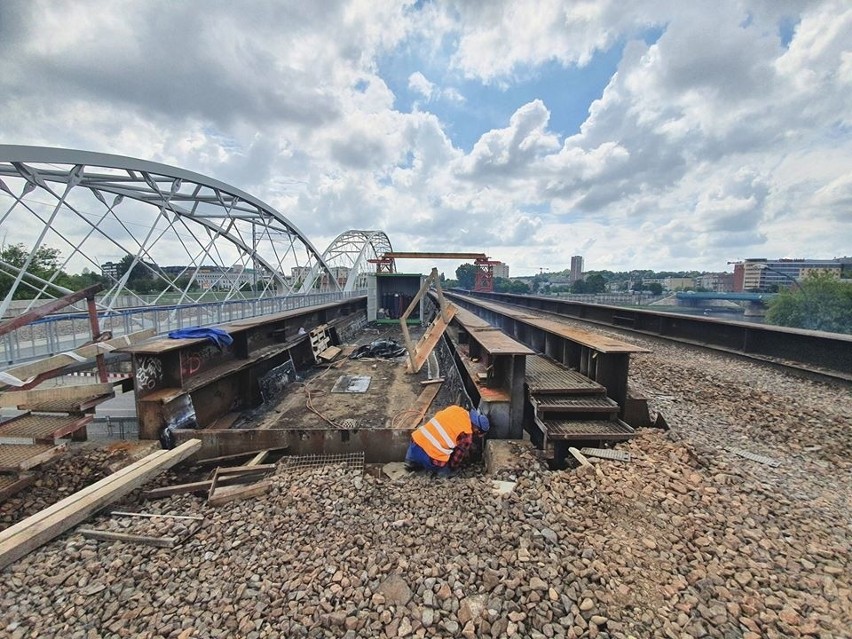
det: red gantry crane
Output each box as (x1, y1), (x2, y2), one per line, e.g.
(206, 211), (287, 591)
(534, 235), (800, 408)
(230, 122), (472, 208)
(368, 252), (500, 292)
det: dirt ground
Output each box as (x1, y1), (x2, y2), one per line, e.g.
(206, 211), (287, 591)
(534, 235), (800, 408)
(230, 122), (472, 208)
(253, 325), (435, 431)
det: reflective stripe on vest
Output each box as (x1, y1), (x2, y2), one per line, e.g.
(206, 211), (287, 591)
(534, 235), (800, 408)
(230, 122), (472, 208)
(419, 426), (453, 457)
(413, 416), (457, 461)
(428, 418), (455, 448)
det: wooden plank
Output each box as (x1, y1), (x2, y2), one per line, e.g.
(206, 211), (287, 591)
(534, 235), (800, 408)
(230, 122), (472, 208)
(208, 480), (270, 507)
(78, 529), (177, 548)
(407, 382), (443, 429)
(0, 449), (168, 533)
(110, 510), (204, 522)
(420, 378), (445, 386)
(215, 464), (276, 475)
(246, 451), (270, 466)
(0, 383), (114, 409)
(207, 467), (220, 503)
(318, 346), (342, 362)
(406, 305), (457, 373)
(142, 480), (211, 499)
(142, 469), (272, 499)
(0, 439), (201, 570)
(0, 330), (155, 388)
(0, 474), (34, 502)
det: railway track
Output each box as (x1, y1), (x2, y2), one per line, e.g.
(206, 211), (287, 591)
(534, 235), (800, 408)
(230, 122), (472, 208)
(448, 292), (852, 386)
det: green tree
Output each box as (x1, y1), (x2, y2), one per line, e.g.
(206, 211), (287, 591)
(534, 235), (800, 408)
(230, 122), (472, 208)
(585, 273), (606, 293)
(493, 277), (531, 295)
(455, 263), (478, 290)
(766, 273), (852, 334)
(0, 243), (63, 300)
(571, 279), (588, 294)
(647, 282), (664, 295)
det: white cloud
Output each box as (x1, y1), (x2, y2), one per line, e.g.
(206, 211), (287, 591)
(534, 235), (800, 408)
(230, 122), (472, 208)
(408, 72), (435, 100)
(0, 0), (849, 277)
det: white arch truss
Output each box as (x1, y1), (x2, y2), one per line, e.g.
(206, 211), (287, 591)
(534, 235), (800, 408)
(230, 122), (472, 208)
(300, 230), (394, 293)
(0, 145), (344, 320)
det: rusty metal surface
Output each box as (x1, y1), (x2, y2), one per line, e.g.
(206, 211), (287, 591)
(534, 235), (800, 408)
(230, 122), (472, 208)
(525, 356), (605, 394)
(532, 395), (619, 412)
(174, 426), (412, 463)
(0, 443), (63, 470)
(17, 395), (107, 413)
(539, 418), (634, 440)
(0, 414), (90, 439)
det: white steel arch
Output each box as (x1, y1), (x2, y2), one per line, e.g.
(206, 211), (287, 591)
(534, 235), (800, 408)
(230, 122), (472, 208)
(300, 230), (393, 293)
(0, 145), (343, 319)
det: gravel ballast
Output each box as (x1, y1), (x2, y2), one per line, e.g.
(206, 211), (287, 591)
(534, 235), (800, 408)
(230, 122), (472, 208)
(1, 329), (849, 638)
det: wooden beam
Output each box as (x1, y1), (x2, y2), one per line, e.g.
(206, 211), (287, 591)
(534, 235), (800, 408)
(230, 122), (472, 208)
(208, 480), (270, 507)
(110, 510), (203, 522)
(77, 529), (177, 548)
(0, 383), (114, 409)
(142, 469), (272, 500)
(0, 439), (201, 570)
(406, 305), (457, 373)
(407, 382), (443, 429)
(142, 480), (211, 499)
(0, 329), (155, 389)
(246, 450), (270, 466)
(194, 448), (287, 466)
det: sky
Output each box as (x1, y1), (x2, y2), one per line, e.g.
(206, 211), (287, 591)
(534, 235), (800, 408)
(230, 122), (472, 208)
(0, 0), (850, 276)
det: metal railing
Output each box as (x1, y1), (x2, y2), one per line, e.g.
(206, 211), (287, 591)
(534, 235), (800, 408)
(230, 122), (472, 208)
(2, 290), (364, 367)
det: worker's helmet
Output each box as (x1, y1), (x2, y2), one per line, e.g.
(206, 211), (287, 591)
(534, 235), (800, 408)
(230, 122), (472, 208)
(469, 409), (490, 434)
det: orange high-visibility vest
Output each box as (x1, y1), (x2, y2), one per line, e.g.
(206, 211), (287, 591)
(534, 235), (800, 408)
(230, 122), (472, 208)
(411, 405), (473, 463)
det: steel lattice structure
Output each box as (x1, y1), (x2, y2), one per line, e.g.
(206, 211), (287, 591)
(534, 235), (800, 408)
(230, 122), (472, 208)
(302, 230), (394, 293)
(0, 145), (357, 319)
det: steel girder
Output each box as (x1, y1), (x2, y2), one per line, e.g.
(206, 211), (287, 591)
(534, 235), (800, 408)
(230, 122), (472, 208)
(0, 145), (343, 318)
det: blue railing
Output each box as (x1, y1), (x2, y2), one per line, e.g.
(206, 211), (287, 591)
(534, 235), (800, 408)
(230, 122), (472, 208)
(2, 291), (364, 367)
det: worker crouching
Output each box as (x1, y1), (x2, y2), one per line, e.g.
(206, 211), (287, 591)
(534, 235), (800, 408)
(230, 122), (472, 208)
(405, 405), (490, 476)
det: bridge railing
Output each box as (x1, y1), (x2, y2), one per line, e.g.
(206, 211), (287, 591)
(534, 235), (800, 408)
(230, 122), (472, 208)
(1, 291), (365, 367)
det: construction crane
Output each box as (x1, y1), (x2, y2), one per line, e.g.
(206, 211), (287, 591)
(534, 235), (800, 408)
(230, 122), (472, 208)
(368, 252), (500, 292)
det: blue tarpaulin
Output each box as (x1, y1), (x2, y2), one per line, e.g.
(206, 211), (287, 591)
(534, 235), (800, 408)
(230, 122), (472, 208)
(168, 327), (234, 350)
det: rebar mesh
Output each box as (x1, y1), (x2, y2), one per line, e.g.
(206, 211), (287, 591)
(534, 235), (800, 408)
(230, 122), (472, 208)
(279, 451), (365, 474)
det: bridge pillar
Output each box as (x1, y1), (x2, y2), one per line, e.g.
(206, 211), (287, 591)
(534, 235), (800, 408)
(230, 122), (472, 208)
(743, 301), (766, 318)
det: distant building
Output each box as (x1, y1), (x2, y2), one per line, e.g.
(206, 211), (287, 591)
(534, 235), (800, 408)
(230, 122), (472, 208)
(492, 262), (510, 279)
(570, 256), (583, 282)
(101, 259), (157, 281)
(665, 277), (694, 291)
(732, 257), (850, 292)
(696, 272), (734, 292)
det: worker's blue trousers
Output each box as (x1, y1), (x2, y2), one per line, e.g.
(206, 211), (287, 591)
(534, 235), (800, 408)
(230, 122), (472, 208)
(404, 442), (452, 476)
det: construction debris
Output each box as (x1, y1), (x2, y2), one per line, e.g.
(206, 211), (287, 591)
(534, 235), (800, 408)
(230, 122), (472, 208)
(725, 446), (782, 467)
(580, 447), (631, 462)
(0, 439), (201, 569)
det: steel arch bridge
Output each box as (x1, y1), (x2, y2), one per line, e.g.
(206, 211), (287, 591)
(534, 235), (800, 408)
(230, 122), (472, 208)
(0, 146), (391, 319)
(301, 230), (394, 293)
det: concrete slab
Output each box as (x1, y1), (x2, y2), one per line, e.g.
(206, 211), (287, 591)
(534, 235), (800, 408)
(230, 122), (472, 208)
(382, 461), (408, 480)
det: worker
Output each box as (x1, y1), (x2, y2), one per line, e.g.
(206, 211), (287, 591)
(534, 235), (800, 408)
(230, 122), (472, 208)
(405, 405), (490, 476)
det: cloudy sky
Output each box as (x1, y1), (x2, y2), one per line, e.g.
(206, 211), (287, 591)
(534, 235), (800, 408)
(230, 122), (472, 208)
(1, 0), (850, 275)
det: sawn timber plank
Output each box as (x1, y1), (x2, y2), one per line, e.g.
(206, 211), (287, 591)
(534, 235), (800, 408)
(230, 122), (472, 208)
(0, 439), (201, 570)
